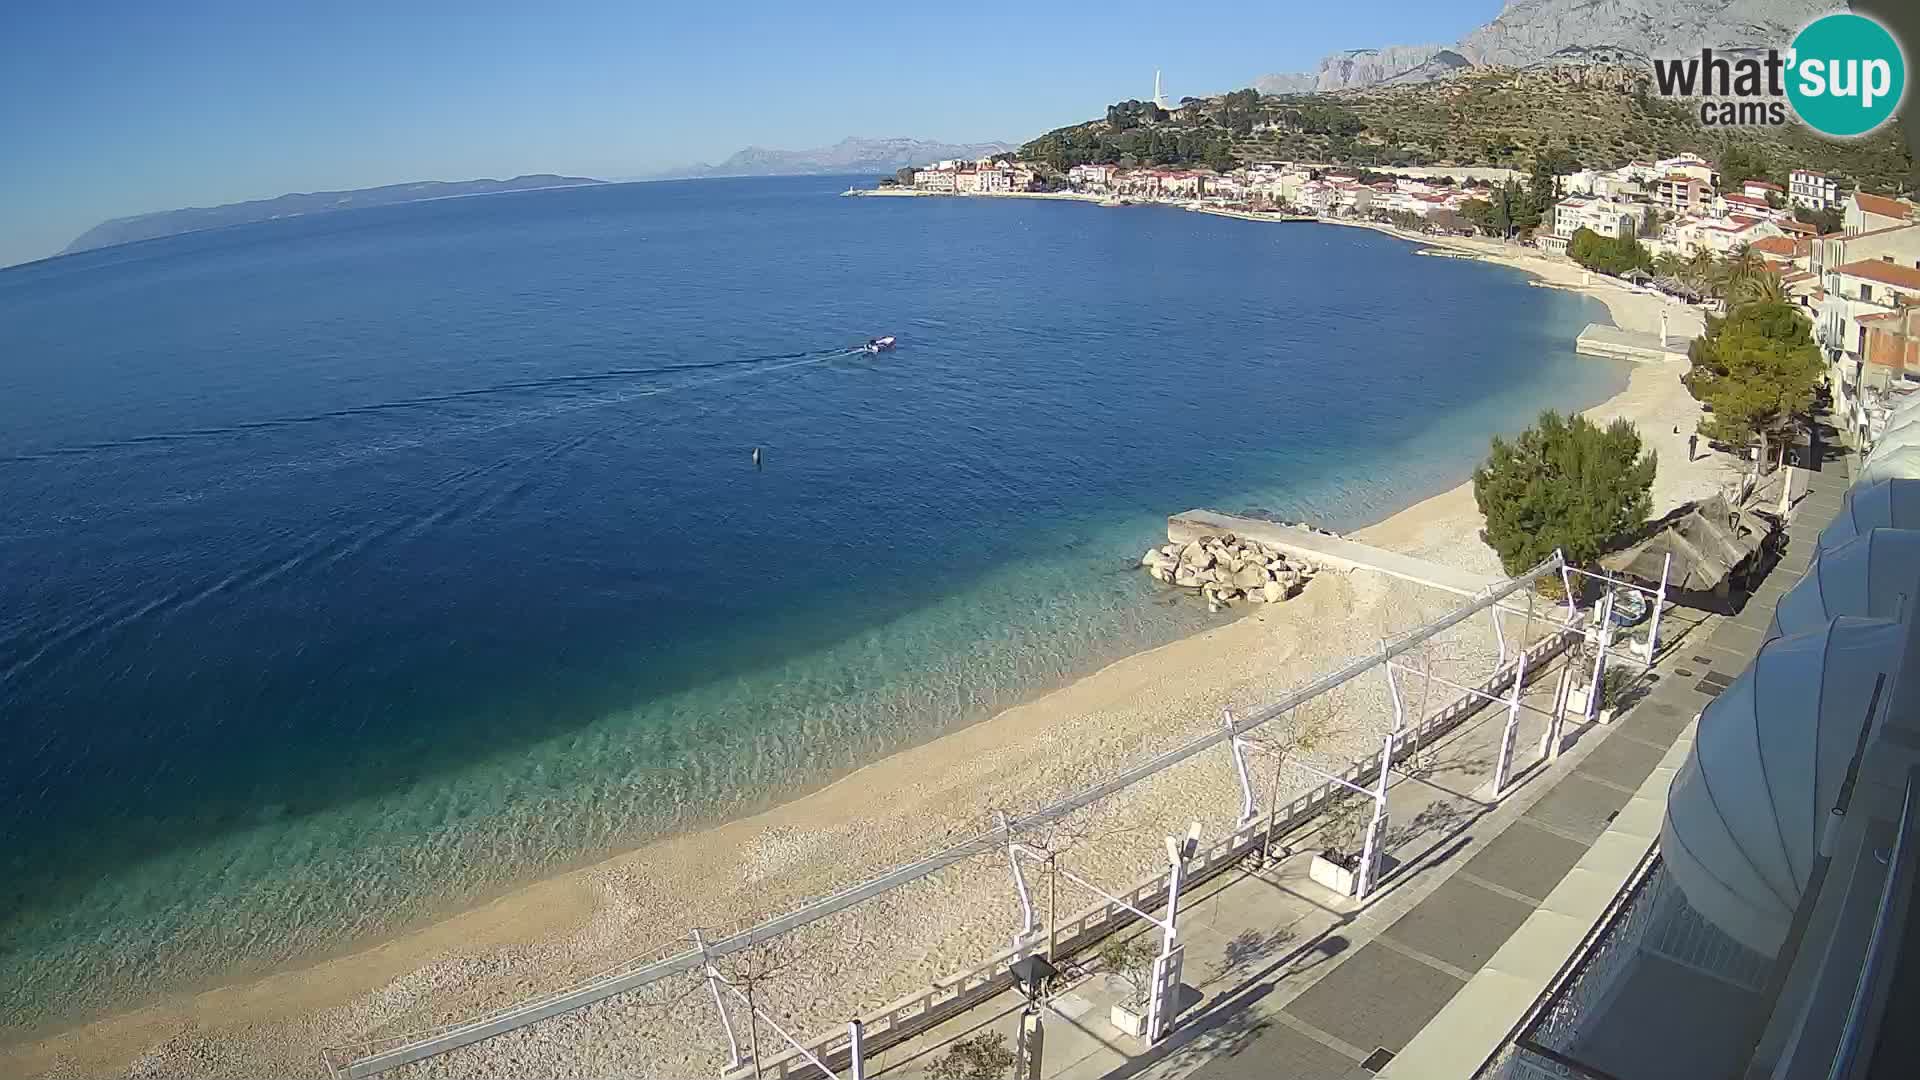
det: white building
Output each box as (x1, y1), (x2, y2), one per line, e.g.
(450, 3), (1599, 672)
(1541, 195), (1642, 255)
(1845, 192), (1918, 234)
(912, 169), (956, 193)
(1790, 169), (1840, 211)
(1820, 258), (1920, 429)
(1067, 163), (1116, 189)
(1664, 213), (1786, 257)
(1656, 155), (1718, 185)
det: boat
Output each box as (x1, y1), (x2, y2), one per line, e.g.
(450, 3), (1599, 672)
(863, 336), (896, 354)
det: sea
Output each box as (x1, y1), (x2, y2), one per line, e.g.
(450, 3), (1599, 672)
(0, 175), (1623, 1029)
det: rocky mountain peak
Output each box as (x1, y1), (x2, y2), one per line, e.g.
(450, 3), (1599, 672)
(1255, 0), (1827, 93)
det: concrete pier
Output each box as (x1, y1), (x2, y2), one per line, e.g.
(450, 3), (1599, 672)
(1167, 510), (1500, 596)
(1575, 323), (1688, 364)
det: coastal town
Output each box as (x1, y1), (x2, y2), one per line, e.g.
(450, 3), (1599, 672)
(883, 151), (1920, 457)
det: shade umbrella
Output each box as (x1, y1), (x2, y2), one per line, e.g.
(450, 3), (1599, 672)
(1820, 479), (1920, 552)
(1856, 446), (1920, 489)
(1768, 528), (1920, 641)
(1661, 616), (1905, 955)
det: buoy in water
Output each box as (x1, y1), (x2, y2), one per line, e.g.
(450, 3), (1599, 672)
(752, 447), (762, 469)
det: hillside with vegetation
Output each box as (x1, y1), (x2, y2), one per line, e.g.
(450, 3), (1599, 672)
(1020, 65), (1911, 195)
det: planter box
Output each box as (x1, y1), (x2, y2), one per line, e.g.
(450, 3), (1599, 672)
(1309, 853), (1359, 897)
(1567, 683), (1597, 718)
(1110, 1002), (1148, 1038)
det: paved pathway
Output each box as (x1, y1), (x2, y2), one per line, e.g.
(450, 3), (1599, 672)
(868, 434), (1850, 1080)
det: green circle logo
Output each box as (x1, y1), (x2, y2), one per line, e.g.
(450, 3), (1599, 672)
(1786, 13), (1906, 138)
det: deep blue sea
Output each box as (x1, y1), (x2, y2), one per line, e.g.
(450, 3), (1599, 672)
(0, 176), (1621, 1028)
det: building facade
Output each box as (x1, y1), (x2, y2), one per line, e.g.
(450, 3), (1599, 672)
(1789, 169), (1840, 210)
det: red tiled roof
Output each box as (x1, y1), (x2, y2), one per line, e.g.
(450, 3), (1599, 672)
(1751, 236), (1801, 257)
(1779, 220), (1820, 236)
(1723, 193), (1771, 209)
(1856, 192), (1917, 220)
(1834, 259), (1920, 291)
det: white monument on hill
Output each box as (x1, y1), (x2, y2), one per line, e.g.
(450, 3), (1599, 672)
(1154, 69), (1169, 110)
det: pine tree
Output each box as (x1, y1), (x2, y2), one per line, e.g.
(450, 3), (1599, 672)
(1473, 411), (1658, 575)
(1682, 300), (1823, 468)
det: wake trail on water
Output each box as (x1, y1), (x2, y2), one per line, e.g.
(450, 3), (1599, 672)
(0, 345), (865, 465)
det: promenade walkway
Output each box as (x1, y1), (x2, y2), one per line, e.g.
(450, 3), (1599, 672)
(870, 441), (1849, 1080)
(1167, 511), (1500, 597)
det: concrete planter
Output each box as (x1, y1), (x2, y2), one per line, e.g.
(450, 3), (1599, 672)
(1110, 1002), (1148, 1038)
(1309, 853), (1359, 897)
(1565, 684), (1613, 723)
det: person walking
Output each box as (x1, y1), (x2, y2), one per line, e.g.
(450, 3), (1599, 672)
(1687, 433), (1698, 462)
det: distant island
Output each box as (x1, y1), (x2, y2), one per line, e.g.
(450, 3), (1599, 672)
(62, 175), (605, 255)
(652, 137), (1015, 180)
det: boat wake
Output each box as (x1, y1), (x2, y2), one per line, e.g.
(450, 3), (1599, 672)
(0, 344), (868, 464)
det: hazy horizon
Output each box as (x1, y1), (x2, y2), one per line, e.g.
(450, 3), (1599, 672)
(0, 0), (1499, 268)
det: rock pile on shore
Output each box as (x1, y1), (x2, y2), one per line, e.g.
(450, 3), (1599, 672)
(1141, 533), (1315, 611)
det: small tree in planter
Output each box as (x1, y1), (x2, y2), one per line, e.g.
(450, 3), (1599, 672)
(929, 1031), (1019, 1080)
(1308, 794), (1374, 897)
(1099, 934), (1161, 1037)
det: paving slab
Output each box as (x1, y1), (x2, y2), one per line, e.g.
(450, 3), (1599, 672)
(1573, 730), (1671, 791)
(1188, 1018), (1367, 1080)
(1382, 877), (1536, 974)
(1521, 774), (1634, 841)
(1284, 941), (1466, 1055)
(1617, 697), (1697, 744)
(1459, 820), (1589, 902)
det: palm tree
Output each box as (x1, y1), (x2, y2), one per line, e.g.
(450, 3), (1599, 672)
(1723, 243), (1765, 287)
(1683, 248), (1718, 292)
(1653, 252), (1685, 279)
(1736, 269), (1788, 306)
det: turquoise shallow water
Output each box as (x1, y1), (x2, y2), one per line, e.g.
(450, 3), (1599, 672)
(0, 176), (1623, 1028)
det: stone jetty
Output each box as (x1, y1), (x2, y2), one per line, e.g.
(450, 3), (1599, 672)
(1140, 531), (1315, 612)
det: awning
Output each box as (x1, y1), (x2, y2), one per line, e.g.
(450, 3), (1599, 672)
(1601, 495), (1772, 594)
(1858, 446), (1920, 489)
(1871, 415), (1920, 457)
(1662, 616), (1906, 955)
(1769, 528), (1920, 641)
(1820, 479), (1920, 552)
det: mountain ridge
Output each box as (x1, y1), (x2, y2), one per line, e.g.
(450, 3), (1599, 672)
(654, 136), (1016, 179)
(63, 175), (604, 256)
(1253, 0), (1827, 92)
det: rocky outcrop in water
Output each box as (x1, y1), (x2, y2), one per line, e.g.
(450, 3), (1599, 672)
(1140, 532), (1315, 612)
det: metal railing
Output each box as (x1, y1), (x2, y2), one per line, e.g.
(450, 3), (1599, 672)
(326, 554), (1571, 1078)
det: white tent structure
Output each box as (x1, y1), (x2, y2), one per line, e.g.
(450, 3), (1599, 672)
(1868, 415), (1920, 459)
(1819, 478), (1920, 552)
(1768, 529), (1920, 641)
(1660, 616), (1904, 956)
(1856, 445), (1920, 489)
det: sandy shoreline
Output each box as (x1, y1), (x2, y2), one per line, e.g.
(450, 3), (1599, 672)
(4, 214), (1737, 1080)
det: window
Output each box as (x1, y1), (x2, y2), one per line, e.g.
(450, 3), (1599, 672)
(1863, 283), (1875, 302)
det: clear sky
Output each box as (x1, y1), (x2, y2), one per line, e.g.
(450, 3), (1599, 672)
(0, 0), (1499, 268)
